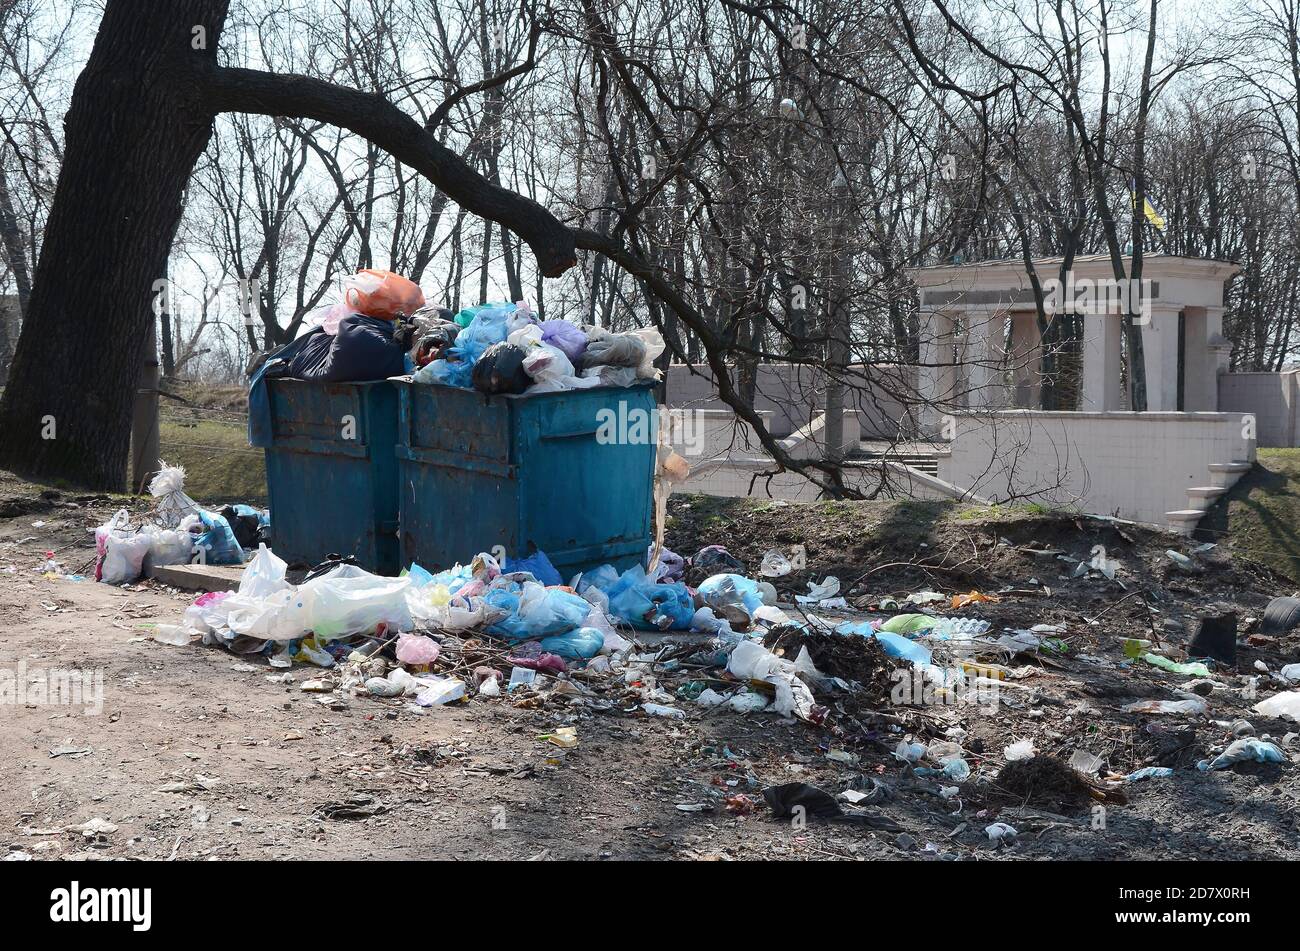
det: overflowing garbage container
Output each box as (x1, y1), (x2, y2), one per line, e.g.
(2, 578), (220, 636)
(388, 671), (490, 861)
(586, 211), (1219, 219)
(394, 378), (658, 578)
(262, 378), (400, 574)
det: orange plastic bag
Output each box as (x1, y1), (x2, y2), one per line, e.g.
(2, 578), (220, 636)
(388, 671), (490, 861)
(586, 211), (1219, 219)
(951, 590), (999, 609)
(343, 269), (425, 320)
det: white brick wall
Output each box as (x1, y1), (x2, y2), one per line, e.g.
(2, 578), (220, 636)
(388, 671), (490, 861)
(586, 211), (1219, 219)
(938, 410), (1256, 524)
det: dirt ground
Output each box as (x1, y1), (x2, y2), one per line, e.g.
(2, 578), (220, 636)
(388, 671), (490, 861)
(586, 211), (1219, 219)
(3, 475), (1300, 861)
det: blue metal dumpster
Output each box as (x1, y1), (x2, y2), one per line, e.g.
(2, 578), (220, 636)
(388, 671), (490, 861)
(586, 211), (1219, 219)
(263, 379), (400, 574)
(395, 380), (657, 578)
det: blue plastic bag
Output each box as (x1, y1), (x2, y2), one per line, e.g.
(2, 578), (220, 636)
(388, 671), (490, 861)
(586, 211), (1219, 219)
(607, 567), (695, 631)
(577, 564), (621, 594)
(192, 510), (245, 565)
(697, 573), (764, 614)
(487, 584), (590, 640)
(506, 550), (562, 586)
(540, 626), (604, 659)
(837, 620), (932, 666)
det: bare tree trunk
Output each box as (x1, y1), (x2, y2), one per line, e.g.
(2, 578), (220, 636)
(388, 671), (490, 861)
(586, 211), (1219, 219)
(0, 0), (229, 488)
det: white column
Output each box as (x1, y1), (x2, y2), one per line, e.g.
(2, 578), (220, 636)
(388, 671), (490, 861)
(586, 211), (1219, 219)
(1142, 306), (1183, 411)
(918, 307), (956, 434)
(1080, 310), (1122, 410)
(965, 309), (1005, 408)
(1009, 311), (1042, 408)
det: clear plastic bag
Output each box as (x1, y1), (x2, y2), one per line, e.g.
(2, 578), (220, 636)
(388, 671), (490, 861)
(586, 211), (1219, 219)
(302, 564), (413, 640)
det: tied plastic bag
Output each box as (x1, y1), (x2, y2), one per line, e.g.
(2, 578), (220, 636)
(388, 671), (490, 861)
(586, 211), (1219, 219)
(697, 573), (765, 616)
(581, 327), (665, 380)
(396, 632), (440, 666)
(473, 341), (532, 395)
(96, 510), (153, 585)
(143, 528), (195, 569)
(239, 543), (288, 600)
(310, 270), (425, 334)
(522, 342), (572, 382)
(148, 464), (201, 529)
(302, 564), (413, 641)
(582, 327), (646, 369)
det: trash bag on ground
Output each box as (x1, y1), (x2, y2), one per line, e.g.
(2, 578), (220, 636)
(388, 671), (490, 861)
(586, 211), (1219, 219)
(485, 582), (590, 640)
(239, 543), (288, 600)
(607, 566), (695, 630)
(181, 510), (246, 565)
(647, 545), (686, 583)
(686, 545), (745, 586)
(95, 510), (152, 585)
(697, 573), (765, 616)
(302, 564), (413, 640)
(727, 639), (817, 719)
(539, 626), (604, 659)
(143, 528), (195, 570)
(216, 504), (265, 551)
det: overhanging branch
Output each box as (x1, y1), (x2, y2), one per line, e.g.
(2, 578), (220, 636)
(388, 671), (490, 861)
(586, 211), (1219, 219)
(199, 64), (576, 277)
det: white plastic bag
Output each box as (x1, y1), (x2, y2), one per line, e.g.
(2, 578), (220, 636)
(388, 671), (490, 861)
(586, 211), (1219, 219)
(1254, 690), (1300, 722)
(97, 509), (152, 585)
(239, 543), (288, 600)
(148, 464), (201, 529)
(145, 528), (194, 568)
(225, 589), (315, 641)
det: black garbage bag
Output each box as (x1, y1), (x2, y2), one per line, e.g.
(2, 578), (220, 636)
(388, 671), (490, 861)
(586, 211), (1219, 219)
(685, 544), (747, 587)
(472, 341), (532, 395)
(414, 319), (461, 366)
(286, 315), (405, 382)
(216, 505), (263, 552)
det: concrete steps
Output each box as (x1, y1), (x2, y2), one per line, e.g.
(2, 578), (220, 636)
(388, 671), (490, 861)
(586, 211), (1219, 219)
(1166, 461), (1253, 535)
(846, 451), (942, 475)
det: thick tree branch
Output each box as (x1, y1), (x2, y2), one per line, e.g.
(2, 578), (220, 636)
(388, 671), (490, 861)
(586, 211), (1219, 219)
(199, 63), (576, 277)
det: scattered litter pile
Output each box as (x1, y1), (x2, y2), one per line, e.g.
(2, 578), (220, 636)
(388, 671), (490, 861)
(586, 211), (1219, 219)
(153, 513), (1300, 820)
(93, 465), (268, 584)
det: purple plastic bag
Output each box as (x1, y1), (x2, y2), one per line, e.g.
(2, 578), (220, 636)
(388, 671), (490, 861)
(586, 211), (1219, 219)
(539, 320), (588, 364)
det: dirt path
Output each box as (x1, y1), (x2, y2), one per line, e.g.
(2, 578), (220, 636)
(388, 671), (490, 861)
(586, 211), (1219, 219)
(3, 486), (1300, 861)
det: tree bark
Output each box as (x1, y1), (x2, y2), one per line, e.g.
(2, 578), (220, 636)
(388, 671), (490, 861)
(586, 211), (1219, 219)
(0, 0), (230, 488)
